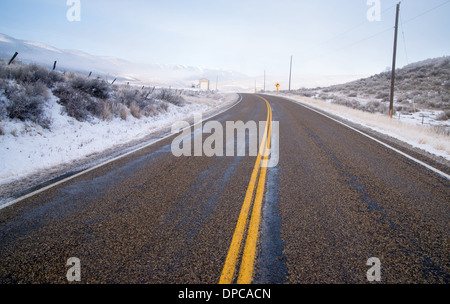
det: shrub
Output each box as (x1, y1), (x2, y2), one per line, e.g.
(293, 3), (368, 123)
(115, 86), (138, 107)
(141, 104), (158, 117)
(362, 100), (381, 113)
(129, 101), (141, 119)
(119, 105), (127, 120)
(436, 111), (449, 121)
(53, 82), (111, 121)
(332, 97), (360, 109)
(157, 100), (169, 112)
(1, 62), (63, 87)
(5, 82), (51, 128)
(70, 76), (110, 99)
(375, 91), (389, 100)
(53, 83), (92, 121)
(153, 88), (185, 106)
(101, 101), (113, 121)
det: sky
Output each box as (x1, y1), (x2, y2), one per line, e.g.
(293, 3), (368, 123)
(0, 0), (449, 80)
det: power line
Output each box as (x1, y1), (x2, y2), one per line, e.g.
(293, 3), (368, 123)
(314, 3), (398, 48)
(402, 0), (450, 24)
(397, 0), (450, 66)
(333, 27), (392, 53)
(298, 4), (399, 64)
(399, 12), (409, 65)
(302, 25), (393, 64)
(294, 3), (398, 63)
(301, 1), (448, 65)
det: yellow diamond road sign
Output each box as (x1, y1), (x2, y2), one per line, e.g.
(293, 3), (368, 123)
(275, 83), (280, 92)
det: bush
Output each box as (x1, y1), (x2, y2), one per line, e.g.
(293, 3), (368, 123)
(375, 91), (389, 100)
(362, 100), (381, 113)
(119, 105), (127, 120)
(153, 88), (185, 106)
(129, 101), (141, 119)
(0, 61), (203, 126)
(436, 111), (449, 121)
(115, 86), (139, 107)
(0, 62), (63, 87)
(141, 104), (158, 117)
(101, 101), (113, 121)
(4, 81), (51, 128)
(332, 97), (360, 109)
(70, 76), (110, 99)
(53, 83), (93, 121)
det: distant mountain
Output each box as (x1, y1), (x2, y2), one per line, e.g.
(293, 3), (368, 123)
(0, 33), (248, 88)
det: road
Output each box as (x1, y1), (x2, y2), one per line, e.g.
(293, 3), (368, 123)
(0, 93), (448, 284)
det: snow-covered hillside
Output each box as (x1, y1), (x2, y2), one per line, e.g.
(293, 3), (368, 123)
(0, 33), (248, 89)
(287, 56), (450, 119)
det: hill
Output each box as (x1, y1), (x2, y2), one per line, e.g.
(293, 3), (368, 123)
(0, 33), (248, 89)
(288, 56), (450, 118)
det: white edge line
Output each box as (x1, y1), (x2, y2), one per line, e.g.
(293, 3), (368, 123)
(273, 94), (450, 181)
(0, 94), (243, 211)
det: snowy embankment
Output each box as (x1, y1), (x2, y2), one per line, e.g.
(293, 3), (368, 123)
(276, 93), (450, 162)
(0, 92), (239, 196)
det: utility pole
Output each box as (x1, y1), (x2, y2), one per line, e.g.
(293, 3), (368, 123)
(264, 70), (266, 92)
(289, 55), (293, 91)
(389, 2), (401, 118)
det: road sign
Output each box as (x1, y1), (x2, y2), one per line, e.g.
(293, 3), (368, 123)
(275, 83), (280, 92)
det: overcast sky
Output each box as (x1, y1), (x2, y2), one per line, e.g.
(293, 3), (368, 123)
(0, 0), (449, 78)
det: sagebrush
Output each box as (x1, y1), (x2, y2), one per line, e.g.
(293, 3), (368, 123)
(0, 61), (196, 128)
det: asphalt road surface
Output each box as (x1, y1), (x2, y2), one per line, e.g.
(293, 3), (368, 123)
(0, 94), (448, 284)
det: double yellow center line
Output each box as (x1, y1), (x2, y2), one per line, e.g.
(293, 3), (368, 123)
(219, 96), (273, 284)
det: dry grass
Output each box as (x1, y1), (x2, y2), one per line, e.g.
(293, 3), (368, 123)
(129, 101), (141, 119)
(119, 105), (128, 121)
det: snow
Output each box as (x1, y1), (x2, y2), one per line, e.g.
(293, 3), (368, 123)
(394, 110), (449, 129)
(0, 34), (12, 44)
(0, 92), (239, 189)
(24, 41), (62, 53)
(276, 94), (450, 161)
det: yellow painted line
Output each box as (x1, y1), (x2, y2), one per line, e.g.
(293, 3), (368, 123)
(219, 97), (270, 284)
(237, 96), (272, 284)
(219, 96), (272, 284)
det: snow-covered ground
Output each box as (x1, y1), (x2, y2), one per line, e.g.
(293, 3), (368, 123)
(275, 93), (450, 162)
(0, 92), (239, 192)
